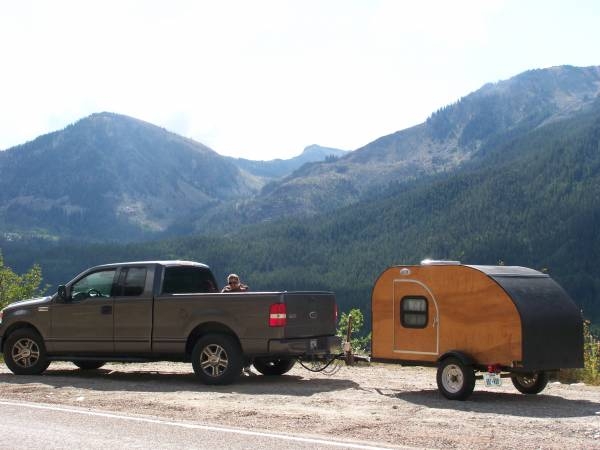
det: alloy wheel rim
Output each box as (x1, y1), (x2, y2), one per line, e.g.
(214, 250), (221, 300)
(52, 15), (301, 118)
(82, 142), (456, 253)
(200, 344), (229, 377)
(12, 338), (40, 368)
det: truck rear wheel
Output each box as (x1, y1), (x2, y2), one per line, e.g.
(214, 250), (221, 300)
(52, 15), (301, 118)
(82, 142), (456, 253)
(511, 371), (548, 394)
(192, 334), (243, 385)
(253, 357), (296, 376)
(3, 328), (50, 375)
(436, 357), (475, 400)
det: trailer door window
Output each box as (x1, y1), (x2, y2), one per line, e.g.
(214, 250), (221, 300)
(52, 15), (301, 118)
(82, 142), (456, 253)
(401, 296), (428, 328)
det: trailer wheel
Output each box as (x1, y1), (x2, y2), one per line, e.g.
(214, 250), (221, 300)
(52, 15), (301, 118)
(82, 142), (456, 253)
(253, 357), (296, 376)
(436, 357), (476, 400)
(3, 328), (50, 375)
(511, 371), (548, 394)
(191, 334), (243, 385)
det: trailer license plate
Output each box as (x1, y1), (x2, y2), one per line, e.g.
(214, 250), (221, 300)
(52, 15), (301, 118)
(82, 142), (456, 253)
(483, 372), (502, 387)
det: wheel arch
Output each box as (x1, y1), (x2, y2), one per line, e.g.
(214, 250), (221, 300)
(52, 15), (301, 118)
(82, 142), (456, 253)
(437, 350), (475, 367)
(185, 322), (241, 356)
(1, 322), (44, 349)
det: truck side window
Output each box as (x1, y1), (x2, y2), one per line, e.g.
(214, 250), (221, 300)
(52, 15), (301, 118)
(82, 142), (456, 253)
(162, 266), (218, 294)
(121, 267), (147, 296)
(71, 269), (117, 301)
(400, 296), (428, 328)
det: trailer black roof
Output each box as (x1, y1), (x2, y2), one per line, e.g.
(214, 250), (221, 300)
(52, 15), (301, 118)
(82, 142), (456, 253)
(466, 265), (547, 277)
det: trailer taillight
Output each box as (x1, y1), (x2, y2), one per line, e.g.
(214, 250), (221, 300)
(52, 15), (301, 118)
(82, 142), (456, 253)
(269, 303), (287, 327)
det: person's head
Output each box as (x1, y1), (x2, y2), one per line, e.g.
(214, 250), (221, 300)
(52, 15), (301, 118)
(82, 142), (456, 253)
(227, 273), (241, 288)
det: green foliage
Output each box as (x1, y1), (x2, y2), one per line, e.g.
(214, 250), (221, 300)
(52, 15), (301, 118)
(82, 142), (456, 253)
(337, 308), (371, 354)
(559, 320), (600, 385)
(0, 250), (45, 309)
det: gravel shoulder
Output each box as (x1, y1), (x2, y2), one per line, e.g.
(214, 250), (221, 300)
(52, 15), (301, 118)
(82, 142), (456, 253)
(1, 361), (600, 449)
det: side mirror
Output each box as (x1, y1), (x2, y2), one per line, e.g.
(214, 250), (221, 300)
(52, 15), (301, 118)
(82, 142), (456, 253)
(57, 285), (69, 302)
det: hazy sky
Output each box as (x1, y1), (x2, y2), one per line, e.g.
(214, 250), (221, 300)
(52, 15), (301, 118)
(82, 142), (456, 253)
(1, 0), (599, 160)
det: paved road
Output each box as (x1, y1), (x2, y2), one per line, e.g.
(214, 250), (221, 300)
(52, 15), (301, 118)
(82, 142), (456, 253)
(0, 400), (398, 450)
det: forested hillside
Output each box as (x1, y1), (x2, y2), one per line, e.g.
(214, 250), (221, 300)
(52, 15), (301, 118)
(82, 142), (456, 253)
(204, 66), (600, 229)
(4, 98), (600, 325)
(0, 113), (261, 240)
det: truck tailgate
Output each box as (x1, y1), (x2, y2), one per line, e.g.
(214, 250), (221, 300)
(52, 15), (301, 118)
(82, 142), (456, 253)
(283, 292), (337, 338)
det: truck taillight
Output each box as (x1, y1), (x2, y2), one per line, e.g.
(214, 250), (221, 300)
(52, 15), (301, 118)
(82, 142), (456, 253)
(269, 303), (287, 327)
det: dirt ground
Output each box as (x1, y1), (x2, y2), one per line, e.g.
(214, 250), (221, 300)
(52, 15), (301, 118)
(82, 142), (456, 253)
(1, 360), (600, 449)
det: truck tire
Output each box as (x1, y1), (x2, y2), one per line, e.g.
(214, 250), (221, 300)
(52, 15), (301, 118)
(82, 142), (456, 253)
(3, 328), (50, 375)
(511, 371), (549, 394)
(72, 361), (106, 370)
(191, 334), (243, 385)
(436, 357), (476, 400)
(253, 357), (296, 376)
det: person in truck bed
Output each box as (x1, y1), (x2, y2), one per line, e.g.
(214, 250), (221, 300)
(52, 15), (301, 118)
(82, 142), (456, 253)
(221, 273), (249, 292)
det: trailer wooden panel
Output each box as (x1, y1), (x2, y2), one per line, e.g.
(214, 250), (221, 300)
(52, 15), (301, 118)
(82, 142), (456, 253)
(372, 262), (582, 370)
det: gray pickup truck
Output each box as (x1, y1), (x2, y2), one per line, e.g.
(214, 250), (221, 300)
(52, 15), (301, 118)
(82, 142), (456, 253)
(0, 260), (341, 384)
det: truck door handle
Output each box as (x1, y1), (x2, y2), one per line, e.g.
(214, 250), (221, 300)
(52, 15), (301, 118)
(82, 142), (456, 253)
(100, 305), (112, 315)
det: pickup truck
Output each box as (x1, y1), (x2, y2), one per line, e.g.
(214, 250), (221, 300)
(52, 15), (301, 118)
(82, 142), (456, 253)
(0, 260), (341, 384)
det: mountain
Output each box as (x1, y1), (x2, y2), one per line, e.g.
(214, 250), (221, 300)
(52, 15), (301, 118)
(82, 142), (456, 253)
(4, 65), (600, 324)
(3, 65), (599, 241)
(25, 96), (600, 319)
(7, 98), (600, 323)
(228, 145), (348, 179)
(0, 113), (261, 240)
(214, 65), (600, 226)
(0, 115), (350, 240)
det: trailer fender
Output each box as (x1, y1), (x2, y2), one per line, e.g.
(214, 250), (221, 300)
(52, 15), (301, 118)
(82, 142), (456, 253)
(437, 351), (475, 367)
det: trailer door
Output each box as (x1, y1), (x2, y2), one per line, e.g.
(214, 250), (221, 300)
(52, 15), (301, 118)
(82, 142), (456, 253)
(393, 280), (439, 356)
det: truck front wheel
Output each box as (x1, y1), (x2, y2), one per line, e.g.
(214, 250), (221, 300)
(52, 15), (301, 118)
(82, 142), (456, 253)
(192, 334), (243, 385)
(253, 357), (296, 376)
(511, 371), (548, 394)
(3, 328), (50, 375)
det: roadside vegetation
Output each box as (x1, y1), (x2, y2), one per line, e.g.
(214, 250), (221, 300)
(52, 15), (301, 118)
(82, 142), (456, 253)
(0, 251), (45, 310)
(559, 320), (600, 385)
(336, 308), (371, 355)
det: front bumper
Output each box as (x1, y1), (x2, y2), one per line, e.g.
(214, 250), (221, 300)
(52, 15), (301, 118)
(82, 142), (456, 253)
(268, 335), (342, 356)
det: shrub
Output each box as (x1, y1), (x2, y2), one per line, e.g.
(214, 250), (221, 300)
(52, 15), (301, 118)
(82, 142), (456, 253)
(559, 320), (600, 385)
(337, 308), (371, 355)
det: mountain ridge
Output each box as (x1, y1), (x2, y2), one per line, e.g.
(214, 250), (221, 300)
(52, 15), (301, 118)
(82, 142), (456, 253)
(2, 65), (600, 240)
(192, 65), (600, 230)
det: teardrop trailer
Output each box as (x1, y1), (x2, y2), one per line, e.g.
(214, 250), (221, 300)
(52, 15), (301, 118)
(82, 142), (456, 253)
(370, 260), (584, 400)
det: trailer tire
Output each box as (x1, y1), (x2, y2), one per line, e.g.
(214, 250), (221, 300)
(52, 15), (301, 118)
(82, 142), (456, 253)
(511, 371), (548, 395)
(192, 334), (243, 385)
(3, 328), (50, 375)
(253, 357), (296, 376)
(436, 357), (476, 400)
